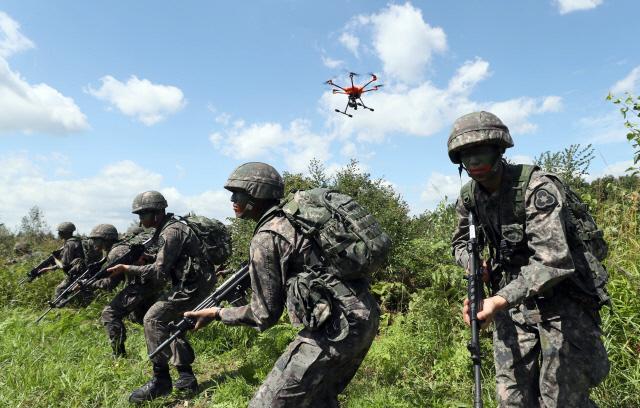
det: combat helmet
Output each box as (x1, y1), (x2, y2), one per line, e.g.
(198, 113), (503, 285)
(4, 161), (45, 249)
(224, 162), (284, 200)
(131, 191), (168, 214)
(14, 241), (31, 255)
(447, 111), (514, 164)
(88, 224), (119, 241)
(57, 222), (76, 234)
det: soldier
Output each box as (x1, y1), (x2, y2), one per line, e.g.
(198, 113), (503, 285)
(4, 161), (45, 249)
(107, 191), (216, 402)
(449, 111), (609, 407)
(93, 227), (166, 358)
(7, 241), (32, 264)
(184, 162), (380, 408)
(36, 222), (86, 299)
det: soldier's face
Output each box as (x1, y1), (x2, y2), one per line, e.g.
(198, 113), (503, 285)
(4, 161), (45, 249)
(230, 191), (251, 218)
(460, 145), (501, 181)
(137, 211), (156, 228)
(92, 238), (106, 251)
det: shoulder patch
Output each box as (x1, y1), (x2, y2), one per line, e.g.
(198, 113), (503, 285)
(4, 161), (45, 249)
(534, 188), (557, 211)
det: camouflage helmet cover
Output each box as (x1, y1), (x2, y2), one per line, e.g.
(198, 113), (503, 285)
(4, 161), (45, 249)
(131, 190), (168, 214)
(224, 162), (284, 200)
(57, 222), (76, 234)
(88, 224), (119, 241)
(14, 241), (31, 254)
(447, 111), (514, 164)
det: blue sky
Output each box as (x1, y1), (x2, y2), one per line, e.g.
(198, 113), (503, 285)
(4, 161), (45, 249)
(1, 0), (639, 233)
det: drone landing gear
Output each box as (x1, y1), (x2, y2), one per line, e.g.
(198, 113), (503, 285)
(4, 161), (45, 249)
(357, 99), (374, 112)
(335, 109), (353, 118)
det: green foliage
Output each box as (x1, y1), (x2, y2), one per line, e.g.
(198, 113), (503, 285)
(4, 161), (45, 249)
(1, 157), (639, 407)
(534, 143), (594, 190)
(19, 205), (52, 242)
(608, 92), (640, 175)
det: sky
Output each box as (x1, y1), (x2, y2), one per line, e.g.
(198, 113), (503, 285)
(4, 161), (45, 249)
(1, 0), (639, 234)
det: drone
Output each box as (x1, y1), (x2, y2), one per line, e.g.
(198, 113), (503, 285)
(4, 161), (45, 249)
(325, 72), (382, 117)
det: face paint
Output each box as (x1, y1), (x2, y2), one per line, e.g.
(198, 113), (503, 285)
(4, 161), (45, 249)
(230, 191), (253, 219)
(138, 211), (156, 228)
(460, 145), (501, 179)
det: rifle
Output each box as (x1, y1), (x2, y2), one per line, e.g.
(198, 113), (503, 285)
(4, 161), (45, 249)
(465, 212), (484, 408)
(35, 237), (155, 323)
(19, 247), (64, 285)
(35, 257), (106, 323)
(148, 263), (250, 359)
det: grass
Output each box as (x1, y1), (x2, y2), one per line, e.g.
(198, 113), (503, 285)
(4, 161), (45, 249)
(1, 184), (639, 407)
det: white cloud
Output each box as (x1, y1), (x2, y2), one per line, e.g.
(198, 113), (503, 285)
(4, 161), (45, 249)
(87, 75), (186, 125)
(0, 11), (34, 57)
(487, 96), (563, 134)
(508, 154), (535, 165)
(554, 0), (603, 14)
(321, 55), (343, 69)
(211, 118), (332, 173)
(420, 172), (469, 210)
(322, 58), (562, 142)
(346, 2), (447, 83)
(0, 152), (232, 233)
(610, 66), (640, 95)
(580, 112), (628, 144)
(0, 12), (88, 135)
(585, 160), (634, 181)
(339, 32), (360, 57)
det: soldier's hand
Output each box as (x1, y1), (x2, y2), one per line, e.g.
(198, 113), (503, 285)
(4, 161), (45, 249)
(463, 296), (508, 329)
(184, 307), (221, 331)
(107, 264), (128, 278)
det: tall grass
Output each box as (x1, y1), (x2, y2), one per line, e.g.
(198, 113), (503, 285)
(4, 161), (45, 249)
(0, 180), (638, 407)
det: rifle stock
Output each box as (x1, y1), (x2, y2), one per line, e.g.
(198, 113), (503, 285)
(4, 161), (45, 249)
(148, 264), (250, 359)
(466, 212), (484, 408)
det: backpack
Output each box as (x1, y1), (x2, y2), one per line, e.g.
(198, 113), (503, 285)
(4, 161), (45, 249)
(279, 188), (392, 281)
(178, 214), (232, 266)
(461, 164), (610, 307)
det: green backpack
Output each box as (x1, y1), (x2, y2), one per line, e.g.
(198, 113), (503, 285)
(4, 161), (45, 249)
(178, 214), (232, 266)
(280, 188), (392, 281)
(461, 164), (610, 307)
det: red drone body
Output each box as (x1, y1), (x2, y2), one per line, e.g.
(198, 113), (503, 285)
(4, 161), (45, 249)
(325, 72), (382, 117)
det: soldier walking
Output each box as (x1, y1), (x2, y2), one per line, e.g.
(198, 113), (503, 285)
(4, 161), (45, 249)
(449, 111), (610, 407)
(35, 222), (86, 299)
(185, 162), (381, 408)
(107, 191), (216, 402)
(92, 227), (166, 357)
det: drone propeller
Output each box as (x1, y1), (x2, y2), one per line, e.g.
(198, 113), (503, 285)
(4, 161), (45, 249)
(348, 71), (360, 77)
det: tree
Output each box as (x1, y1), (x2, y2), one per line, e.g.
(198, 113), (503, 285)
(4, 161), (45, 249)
(534, 144), (594, 190)
(608, 92), (640, 175)
(18, 206), (51, 241)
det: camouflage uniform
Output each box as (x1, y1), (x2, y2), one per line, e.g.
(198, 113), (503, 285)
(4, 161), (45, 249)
(94, 240), (166, 356)
(219, 207), (380, 408)
(127, 214), (215, 368)
(449, 112), (609, 407)
(53, 236), (86, 299)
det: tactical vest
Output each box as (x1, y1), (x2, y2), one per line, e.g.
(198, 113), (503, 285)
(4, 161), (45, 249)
(460, 164), (610, 309)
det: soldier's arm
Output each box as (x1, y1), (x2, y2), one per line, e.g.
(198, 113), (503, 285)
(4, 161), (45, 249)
(219, 231), (286, 331)
(127, 227), (183, 281)
(451, 197), (471, 270)
(59, 241), (75, 273)
(495, 176), (575, 306)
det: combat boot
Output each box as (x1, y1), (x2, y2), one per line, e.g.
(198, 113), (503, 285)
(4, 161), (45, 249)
(174, 365), (198, 393)
(111, 341), (126, 358)
(128, 364), (172, 403)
